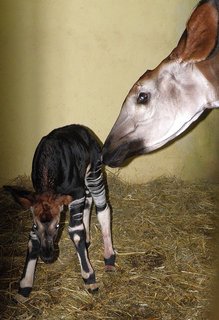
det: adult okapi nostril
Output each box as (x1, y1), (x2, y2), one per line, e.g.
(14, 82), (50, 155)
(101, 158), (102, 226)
(102, 146), (109, 165)
(102, 148), (114, 166)
(102, 138), (116, 165)
(102, 147), (108, 164)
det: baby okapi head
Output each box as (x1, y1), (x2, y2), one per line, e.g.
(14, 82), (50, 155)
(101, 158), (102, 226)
(4, 186), (72, 263)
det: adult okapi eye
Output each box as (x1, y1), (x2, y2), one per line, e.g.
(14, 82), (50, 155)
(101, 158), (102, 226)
(55, 224), (60, 229)
(137, 92), (151, 105)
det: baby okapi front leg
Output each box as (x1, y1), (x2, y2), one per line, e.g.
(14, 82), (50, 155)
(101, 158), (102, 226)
(18, 229), (40, 298)
(86, 167), (115, 271)
(68, 197), (98, 292)
(97, 205), (115, 271)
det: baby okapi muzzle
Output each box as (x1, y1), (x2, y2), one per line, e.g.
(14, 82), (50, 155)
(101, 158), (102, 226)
(5, 124), (115, 300)
(28, 194), (69, 264)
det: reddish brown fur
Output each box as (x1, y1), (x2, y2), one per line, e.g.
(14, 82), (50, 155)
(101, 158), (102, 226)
(171, 3), (218, 62)
(137, 2), (219, 94)
(31, 194), (72, 222)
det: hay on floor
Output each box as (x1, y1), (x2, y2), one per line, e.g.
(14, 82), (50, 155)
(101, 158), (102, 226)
(0, 173), (218, 319)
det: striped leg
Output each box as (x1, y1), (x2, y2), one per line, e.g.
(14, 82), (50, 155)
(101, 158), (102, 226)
(18, 229), (40, 298)
(86, 164), (115, 271)
(68, 195), (98, 292)
(83, 189), (93, 247)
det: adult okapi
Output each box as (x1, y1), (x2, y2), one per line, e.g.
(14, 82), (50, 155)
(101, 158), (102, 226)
(102, 0), (219, 167)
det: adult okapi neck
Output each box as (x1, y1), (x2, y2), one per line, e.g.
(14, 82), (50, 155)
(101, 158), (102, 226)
(197, 53), (219, 102)
(102, 0), (219, 168)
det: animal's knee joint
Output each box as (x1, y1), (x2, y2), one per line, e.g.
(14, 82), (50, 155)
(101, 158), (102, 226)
(73, 234), (81, 246)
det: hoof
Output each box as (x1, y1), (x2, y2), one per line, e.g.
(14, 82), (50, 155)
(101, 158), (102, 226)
(18, 286), (32, 298)
(85, 283), (99, 293)
(105, 265), (116, 272)
(14, 293), (29, 303)
(104, 254), (116, 268)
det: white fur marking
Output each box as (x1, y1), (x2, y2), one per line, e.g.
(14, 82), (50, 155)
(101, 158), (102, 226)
(97, 205), (114, 259)
(20, 259), (37, 288)
(68, 224), (84, 233)
(73, 234), (81, 245)
(76, 249), (94, 279)
(83, 197), (92, 243)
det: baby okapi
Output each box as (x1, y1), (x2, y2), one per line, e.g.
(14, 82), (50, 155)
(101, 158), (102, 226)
(5, 124), (115, 298)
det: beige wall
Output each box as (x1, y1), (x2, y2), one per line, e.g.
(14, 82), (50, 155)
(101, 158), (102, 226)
(0, 0), (219, 185)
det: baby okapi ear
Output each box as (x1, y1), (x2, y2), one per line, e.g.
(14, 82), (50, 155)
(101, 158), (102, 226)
(3, 186), (35, 209)
(170, 1), (218, 62)
(57, 195), (73, 206)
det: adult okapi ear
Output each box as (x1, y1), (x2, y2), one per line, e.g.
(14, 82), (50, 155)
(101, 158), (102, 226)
(170, 1), (218, 62)
(3, 186), (35, 209)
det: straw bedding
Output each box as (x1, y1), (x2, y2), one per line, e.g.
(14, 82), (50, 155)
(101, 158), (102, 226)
(0, 173), (218, 319)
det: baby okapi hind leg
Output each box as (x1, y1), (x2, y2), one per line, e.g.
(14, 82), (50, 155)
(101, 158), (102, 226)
(85, 165), (115, 271)
(82, 188), (93, 248)
(97, 204), (116, 271)
(18, 229), (40, 298)
(68, 196), (98, 292)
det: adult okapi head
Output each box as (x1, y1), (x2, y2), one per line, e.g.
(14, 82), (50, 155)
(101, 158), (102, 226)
(102, 0), (219, 167)
(4, 186), (72, 263)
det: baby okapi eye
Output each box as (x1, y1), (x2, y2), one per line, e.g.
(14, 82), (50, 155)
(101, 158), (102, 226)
(33, 224), (38, 230)
(137, 92), (151, 105)
(55, 224), (60, 229)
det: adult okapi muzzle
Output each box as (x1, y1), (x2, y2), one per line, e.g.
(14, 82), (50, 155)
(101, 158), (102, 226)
(103, 0), (219, 167)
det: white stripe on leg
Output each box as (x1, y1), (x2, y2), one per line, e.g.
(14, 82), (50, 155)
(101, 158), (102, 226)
(97, 205), (115, 260)
(20, 258), (37, 288)
(83, 196), (92, 244)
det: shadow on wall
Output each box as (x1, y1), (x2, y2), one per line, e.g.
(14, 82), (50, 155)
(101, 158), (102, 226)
(0, 1), (41, 185)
